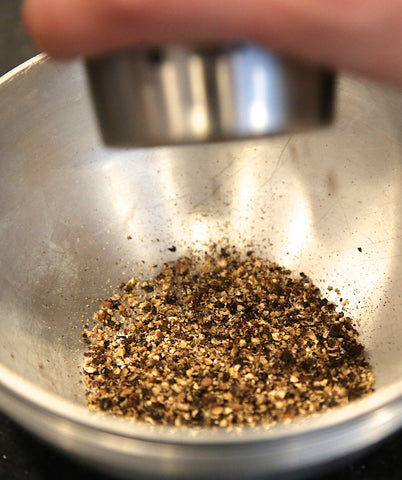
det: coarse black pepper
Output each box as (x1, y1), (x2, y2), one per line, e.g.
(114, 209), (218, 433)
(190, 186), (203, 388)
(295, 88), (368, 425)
(82, 246), (375, 428)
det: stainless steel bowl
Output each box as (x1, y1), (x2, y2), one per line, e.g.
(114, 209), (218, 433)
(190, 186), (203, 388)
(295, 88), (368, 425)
(0, 55), (402, 479)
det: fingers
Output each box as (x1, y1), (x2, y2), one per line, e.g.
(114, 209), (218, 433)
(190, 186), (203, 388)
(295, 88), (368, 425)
(23, 0), (402, 84)
(22, 0), (244, 56)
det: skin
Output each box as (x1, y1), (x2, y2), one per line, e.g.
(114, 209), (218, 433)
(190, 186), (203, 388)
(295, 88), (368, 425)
(22, 0), (402, 85)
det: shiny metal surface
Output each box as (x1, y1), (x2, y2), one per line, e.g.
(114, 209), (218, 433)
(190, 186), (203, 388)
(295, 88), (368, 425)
(87, 44), (334, 146)
(0, 55), (402, 479)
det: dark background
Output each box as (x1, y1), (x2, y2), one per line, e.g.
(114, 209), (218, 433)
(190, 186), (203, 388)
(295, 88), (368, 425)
(1, 1), (402, 479)
(0, 0), (36, 76)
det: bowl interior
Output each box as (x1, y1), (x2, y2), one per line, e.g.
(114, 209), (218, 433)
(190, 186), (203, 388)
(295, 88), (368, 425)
(0, 57), (401, 424)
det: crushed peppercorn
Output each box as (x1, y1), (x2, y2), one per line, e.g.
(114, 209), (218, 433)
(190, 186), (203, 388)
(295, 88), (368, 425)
(82, 246), (374, 428)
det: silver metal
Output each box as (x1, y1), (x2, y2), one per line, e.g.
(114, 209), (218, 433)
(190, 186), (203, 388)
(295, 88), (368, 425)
(86, 44), (335, 146)
(1, 55), (402, 479)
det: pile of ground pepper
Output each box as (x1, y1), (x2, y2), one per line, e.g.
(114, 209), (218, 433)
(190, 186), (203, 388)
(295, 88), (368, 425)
(82, 246), (374, 428)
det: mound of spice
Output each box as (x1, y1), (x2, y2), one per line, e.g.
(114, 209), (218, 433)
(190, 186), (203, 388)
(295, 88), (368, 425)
(82, 247), (374, 428)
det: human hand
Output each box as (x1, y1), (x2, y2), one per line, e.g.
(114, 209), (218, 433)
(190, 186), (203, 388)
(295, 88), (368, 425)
(23, 0), (402, 85)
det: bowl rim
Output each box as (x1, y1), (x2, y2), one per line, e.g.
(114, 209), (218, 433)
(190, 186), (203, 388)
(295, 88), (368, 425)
(0, 52), (48, 87)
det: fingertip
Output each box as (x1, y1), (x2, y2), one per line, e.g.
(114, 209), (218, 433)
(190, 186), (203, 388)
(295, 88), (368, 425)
(22, 0), (68, 57)
(22, 0), (46, 51)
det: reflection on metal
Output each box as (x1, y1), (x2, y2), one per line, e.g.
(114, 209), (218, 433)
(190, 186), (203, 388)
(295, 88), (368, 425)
(87, 44), (335, 147)
(188, 54), (210, 137)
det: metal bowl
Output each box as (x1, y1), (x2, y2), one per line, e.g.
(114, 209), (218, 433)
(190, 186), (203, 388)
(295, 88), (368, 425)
(0, 55), (402, 479)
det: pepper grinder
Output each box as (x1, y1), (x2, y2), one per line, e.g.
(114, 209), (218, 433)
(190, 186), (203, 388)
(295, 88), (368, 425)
(86, 44), (335, 147)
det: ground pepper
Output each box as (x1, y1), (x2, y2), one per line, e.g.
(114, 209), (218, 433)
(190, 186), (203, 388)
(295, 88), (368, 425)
(82, 246), (374, 427)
